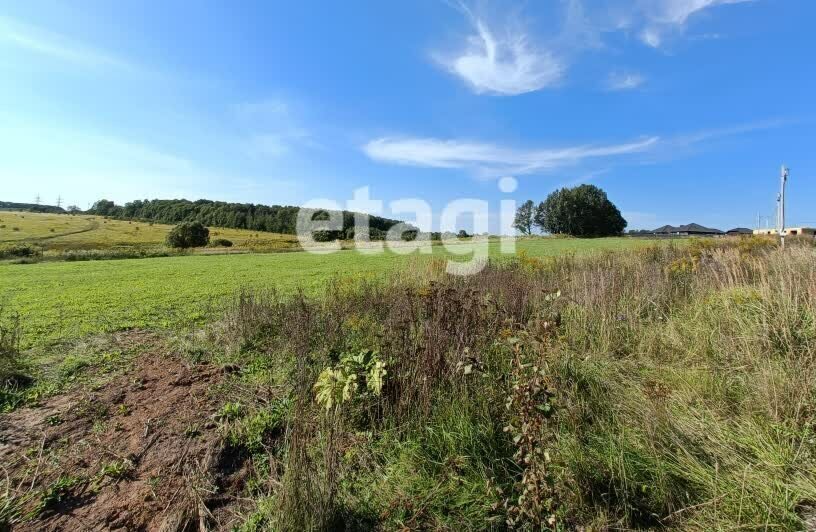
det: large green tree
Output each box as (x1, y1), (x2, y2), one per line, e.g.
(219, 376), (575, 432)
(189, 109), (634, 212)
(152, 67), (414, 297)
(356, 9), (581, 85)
(535, 185), (627, 237)
(165, 221), (210, 248)
(513, 200), (535, 235)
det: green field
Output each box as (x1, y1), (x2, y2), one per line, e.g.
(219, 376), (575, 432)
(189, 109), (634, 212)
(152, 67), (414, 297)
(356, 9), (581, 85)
(0, 211), (297, 250)
(0, 237), (664, 346)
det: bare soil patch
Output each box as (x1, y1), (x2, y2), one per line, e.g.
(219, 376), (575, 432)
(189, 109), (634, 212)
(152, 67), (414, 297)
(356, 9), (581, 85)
(0, 332), (250, 531)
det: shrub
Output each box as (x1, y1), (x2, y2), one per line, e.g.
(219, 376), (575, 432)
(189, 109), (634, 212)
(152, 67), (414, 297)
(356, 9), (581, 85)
(0, 243), (42, 260)
(210, 238), (233, 247)
(313, 230), (341, 242)
(165, 221), (209, 248)
(58, 247), (185, 262)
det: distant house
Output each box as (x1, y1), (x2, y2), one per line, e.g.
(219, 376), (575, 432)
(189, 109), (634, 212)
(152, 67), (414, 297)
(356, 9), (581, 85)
(651, 223), (724, 236)
(726, 227), (753, 236)
(753, 227), (816, 236)
(783, 227), (816, 237)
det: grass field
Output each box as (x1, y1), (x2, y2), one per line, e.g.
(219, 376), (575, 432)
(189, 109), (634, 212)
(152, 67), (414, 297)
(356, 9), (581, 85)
(0, 237), (665, 347)
(0, 211), (297, 250)
(4, 235), (815, 530)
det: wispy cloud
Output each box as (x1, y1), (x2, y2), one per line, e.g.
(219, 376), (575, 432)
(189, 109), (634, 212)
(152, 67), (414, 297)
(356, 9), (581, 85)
(433, 1), (754, 95)
(233, 98), (317, 158)
(434, 6), (563, 95)
(667, 118), (792, 146)
(606, 71), (646, 90)
(647, 0), (753, 26)
(364, 117), (789, 177)
(363, 136), (658, 176)
(0, 16), (138, 71)
(638, 0), (754, 48)
(625, 117), (791, 165)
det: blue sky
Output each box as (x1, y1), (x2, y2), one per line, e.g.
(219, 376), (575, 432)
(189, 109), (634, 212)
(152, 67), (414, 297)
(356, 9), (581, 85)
(0, 0), (813, 232)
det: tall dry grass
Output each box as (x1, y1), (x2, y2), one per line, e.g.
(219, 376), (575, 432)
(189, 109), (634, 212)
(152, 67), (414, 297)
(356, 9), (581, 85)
(210, 237), (816, 530)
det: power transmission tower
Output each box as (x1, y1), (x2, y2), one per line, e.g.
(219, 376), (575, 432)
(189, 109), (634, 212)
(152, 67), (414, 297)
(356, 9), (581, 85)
(35, 194), (41, 205)
(56, 195), (63, 209)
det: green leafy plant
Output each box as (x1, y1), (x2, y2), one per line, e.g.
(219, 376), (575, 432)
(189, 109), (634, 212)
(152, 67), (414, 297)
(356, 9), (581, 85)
(314, 350), (387, 411)
(35, 475), (83, 515)
(218, 401), (245, 421)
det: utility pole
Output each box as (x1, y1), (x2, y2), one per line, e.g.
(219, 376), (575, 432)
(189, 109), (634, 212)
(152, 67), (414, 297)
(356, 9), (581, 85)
(778, 165), (789, 249)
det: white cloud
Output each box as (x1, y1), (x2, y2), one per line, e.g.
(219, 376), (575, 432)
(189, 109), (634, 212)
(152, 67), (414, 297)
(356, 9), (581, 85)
(364, 117), (786, 177)
(433, 1), (754, 94)
(363, 136), (658, 176)
(0, 16), (138, 71)
(639, 28), (663, 48)
(648, 0), (753, 26)
(435, 9), (563, 95)
(606, 72), (646, 90)
(639, 0), (754, 47)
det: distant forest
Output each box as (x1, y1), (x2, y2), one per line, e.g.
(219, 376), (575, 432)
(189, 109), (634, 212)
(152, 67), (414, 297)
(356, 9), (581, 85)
(87, 199), (411, 237)
(0, 201), (65, 214)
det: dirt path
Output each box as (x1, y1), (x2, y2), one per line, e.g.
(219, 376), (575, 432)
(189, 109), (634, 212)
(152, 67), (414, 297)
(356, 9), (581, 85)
(0, 220), (100, 244)
(32, 220), (101, 242)
(0, 334), (251, 531)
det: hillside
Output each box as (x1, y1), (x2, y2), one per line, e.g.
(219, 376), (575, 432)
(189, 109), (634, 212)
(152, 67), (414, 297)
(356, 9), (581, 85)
(87, 198), (411, 238)
(0, 211), (298, 251)
(0, 201), (65, 214)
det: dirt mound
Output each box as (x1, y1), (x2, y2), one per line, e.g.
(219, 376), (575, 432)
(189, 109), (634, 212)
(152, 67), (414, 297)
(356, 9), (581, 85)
(0, 333), (250, 531)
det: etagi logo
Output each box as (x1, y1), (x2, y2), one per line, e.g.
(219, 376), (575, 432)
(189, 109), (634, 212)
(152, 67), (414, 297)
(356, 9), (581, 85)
(296, 177), (519, 276)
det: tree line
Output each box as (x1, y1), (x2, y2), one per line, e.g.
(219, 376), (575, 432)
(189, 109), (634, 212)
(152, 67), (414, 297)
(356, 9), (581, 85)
(513, 184), (627, 237)
(0, 201), (66, 214)
(87, 199), (411, 238)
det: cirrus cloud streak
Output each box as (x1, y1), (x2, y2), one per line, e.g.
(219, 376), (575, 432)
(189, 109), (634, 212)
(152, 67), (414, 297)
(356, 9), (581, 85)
(363, 136), (659, 176)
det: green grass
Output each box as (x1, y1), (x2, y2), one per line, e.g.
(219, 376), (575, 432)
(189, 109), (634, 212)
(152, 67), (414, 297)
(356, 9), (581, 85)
(0, 211), (297, 251)
(0, 237), (664, 347)
(206, 242), (816, 530)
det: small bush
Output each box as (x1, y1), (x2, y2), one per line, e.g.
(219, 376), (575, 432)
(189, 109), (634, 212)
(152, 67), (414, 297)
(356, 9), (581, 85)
(165, 221), (209, 248)
(0, 243), (42, 260)
(58, 247), (185, 262)
(210, 238), (233, 247)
